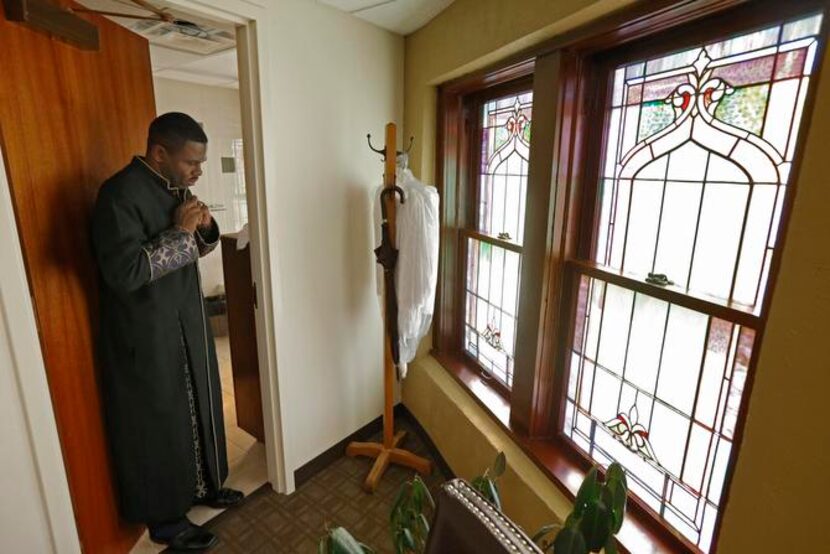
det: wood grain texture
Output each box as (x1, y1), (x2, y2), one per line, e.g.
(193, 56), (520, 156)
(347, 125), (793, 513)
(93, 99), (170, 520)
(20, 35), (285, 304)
(220, 235), (265, 442)
(0, 3), (155, 552)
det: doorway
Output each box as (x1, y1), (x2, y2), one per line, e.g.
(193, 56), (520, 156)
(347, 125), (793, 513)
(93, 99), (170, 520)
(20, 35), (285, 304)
(74, 2), (274, 550)
(0, 0), (284, 551)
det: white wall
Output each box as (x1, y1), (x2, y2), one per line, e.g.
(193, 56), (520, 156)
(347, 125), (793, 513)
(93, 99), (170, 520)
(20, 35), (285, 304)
(0, 148), (80, 553)
(261, 0), (404, 486)
(153, 77), (246, 296)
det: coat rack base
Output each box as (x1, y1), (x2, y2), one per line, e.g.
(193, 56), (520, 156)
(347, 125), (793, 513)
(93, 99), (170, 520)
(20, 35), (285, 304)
(346, 430), (432, 493)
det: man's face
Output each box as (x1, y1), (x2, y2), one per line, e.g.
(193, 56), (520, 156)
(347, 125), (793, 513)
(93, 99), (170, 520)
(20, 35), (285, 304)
(154, 140), (207, 188)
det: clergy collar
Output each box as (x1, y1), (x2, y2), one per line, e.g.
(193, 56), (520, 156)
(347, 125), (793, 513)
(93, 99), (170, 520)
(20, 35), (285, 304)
(133, 156), (183, 196)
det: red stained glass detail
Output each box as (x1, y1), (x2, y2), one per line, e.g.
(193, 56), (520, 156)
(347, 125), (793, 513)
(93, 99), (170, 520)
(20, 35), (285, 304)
(775, 48), (807, 79)
(642, 75), (689, 102)
(711, 54), (775, 86)
(627, 83), (643, 105)
(606, 405), (660, 464)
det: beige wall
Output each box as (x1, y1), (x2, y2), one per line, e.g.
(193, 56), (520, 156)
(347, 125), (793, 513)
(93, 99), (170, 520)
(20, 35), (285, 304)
(403, 357), (573, 533)
(403, 0), (830, 551)
(154, 77), (245, 297)
(262, 0), (405, 488)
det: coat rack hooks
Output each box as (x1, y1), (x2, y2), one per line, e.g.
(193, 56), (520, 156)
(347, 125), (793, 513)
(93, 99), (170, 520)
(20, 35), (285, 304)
(367, 133), (414, 159)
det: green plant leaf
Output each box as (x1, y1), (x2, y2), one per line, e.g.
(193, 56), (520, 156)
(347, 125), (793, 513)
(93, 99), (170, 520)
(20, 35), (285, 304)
(574, 467), (600, 517)
(486, 478), (502, 510)
(418, 513), (431, 536)
(603, 480), (627, 534)
(531, 523), (561, 544)
(603, 536), (619, 554)
(401, 528), (417, 551)
(471, 475), (487, 493)
(564, 512), (580, 529)
(413, 476), (435, 510)
(390, 484), (408, 523)
(605, 463), (626, 490)
(491, 451), (507, 478)
(330, 527), (369, 554)
(578, 500), (611, 552)
(552, 525), (588, 554)
(318, 535), (330, 554)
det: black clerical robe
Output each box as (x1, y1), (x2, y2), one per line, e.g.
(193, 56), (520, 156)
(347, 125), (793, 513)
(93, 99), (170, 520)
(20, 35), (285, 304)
(92, 157), (228, 523)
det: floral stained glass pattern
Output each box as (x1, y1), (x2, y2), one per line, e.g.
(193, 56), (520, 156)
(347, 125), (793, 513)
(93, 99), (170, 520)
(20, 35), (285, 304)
(565, 275), (757, 550)
(567, 12), (824, 552)
(464, 238), (521, 386)
(596, 13), (823, 311)
(478, 93), (532, 244)
(464, 91), (533, 388)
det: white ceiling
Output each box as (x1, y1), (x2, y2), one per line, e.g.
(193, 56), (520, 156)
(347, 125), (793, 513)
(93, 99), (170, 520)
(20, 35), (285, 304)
(150, 46), (238, 89)
(76, 0), (456, 89)
(78, 0), (239, 88)
(318, 0), (455, 35)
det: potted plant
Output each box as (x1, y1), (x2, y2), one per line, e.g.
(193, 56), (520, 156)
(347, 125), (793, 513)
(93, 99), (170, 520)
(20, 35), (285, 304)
(532, 463), (628, 554)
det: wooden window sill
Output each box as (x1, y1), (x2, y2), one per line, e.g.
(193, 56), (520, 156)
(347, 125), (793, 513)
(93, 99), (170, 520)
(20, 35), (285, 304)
(432, 349), (698, 554)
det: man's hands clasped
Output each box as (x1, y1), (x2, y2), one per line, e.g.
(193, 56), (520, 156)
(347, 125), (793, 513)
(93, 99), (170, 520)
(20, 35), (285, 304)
(174, 196), (212, 234)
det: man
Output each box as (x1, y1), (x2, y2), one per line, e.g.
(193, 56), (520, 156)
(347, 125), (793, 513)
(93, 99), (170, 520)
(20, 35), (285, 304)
(92, 112), (243, 551)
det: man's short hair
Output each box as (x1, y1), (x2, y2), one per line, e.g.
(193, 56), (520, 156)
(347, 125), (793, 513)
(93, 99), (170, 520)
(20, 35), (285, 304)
(147, 112), (207, 153)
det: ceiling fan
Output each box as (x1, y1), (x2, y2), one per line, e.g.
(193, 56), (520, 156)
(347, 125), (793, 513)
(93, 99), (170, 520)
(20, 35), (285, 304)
(71, 0), (210, 37)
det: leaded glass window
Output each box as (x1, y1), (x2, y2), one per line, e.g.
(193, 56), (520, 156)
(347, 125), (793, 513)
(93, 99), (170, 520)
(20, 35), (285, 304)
(562, 12), (823, 551)
(464, 91), (532, 387)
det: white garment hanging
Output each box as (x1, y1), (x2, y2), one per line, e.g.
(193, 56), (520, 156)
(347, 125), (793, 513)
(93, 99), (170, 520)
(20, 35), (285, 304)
(373, 157), (439, 378)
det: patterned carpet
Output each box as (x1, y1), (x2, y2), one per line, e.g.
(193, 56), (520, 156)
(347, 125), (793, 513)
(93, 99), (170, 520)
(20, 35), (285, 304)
(197, 420), (448, 553)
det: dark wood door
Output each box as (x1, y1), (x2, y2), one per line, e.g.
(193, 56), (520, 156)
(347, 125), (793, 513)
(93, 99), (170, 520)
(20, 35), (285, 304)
(0, 4), (155, 552)
(221, 234), (265, 442)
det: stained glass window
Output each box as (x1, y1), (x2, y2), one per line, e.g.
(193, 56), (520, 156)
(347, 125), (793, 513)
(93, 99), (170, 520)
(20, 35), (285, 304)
(595, 12), (822, 309)
(563, 12), (823, 551)
(565, 275), (755, 548)
(464, 91), (533, 387)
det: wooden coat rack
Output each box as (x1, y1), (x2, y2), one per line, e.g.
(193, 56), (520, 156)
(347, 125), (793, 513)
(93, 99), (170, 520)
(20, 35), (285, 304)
(346, 122), (432, 492)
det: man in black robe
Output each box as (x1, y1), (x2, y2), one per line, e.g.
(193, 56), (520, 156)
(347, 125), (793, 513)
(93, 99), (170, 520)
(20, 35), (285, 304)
(92, 112), (244, 551)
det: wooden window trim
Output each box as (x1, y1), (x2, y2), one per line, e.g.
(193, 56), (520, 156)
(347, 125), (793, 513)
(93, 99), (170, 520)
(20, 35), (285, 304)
(434, 60), (535, 401)
(434, 1), (830, 552)
(459, 76), (535, 397)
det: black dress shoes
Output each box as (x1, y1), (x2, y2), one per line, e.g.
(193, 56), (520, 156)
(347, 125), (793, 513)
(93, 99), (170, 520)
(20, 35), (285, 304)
(150, 522), (218, 551)
(195, 487), (245, 509)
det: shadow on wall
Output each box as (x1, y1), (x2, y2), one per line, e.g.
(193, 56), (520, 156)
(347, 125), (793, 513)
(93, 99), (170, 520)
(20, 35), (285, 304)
(344, 182), (376, 317)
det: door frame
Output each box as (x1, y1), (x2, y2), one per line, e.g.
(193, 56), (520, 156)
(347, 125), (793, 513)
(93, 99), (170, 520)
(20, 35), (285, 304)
(0, 138), (81, 552)
(162, 0), (289, 493)
(1, 1), (290, 549)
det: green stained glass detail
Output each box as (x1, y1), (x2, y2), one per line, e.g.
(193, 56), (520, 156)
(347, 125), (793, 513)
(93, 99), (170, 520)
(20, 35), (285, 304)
(638, 101), (675, 142)
(494, 126), (509, 151)
(523, 120), (532, 143)
(714, 84), (769, 136)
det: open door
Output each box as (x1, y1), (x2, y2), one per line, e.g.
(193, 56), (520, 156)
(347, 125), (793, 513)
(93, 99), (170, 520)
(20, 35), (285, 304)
(0, 5), (155, 552)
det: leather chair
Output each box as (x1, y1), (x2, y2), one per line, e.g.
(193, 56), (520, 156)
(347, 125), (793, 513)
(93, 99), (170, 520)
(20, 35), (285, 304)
(425, 479), (545, 554)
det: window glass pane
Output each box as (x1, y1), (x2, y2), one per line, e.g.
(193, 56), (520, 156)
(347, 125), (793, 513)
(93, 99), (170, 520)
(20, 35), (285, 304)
(563, 275), (758, 550)
(478, 92), (532, 244)
(464, 238), (521, 387)
(597, 14), (823, 311)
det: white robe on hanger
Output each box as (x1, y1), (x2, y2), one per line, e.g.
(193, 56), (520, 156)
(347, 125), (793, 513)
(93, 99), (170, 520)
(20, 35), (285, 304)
(373, 162), (439, 378)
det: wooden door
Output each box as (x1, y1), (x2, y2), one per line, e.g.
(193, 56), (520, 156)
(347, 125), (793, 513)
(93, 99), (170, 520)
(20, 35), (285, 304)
(0, 4), (156, 552)
(221, 234), (265, 442)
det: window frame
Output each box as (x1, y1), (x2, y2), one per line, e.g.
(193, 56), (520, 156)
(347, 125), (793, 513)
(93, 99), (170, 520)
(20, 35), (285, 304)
(555, 5), (829, 551)
(458, 76), (536, 398)
(433, 0), (830, 552)
(434, 62), (536, 402)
